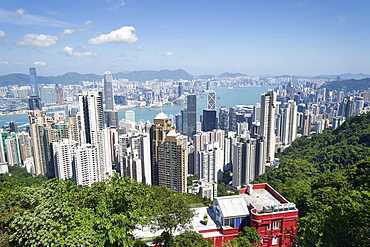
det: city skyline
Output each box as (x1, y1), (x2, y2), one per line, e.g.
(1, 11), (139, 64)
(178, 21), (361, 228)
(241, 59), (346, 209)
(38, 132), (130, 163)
(1, 1), (370, 77)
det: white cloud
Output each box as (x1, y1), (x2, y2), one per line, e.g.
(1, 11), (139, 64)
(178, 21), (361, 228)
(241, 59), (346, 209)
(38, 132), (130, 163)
(163, 52), (173, 57)
(337, 14), (346, 24)
(109, 0), (125, 10)
(88, 26), (138, 45)
(62, 46), (97, 57)
(60, 29), (76, 37)
(17, 33), (58, 47)
(136, 45), (142, 51)
(16, 8), (25, 16)
(33, 61), (46, 66)
(0, 30), (6, 37)
(0, 8), (77, 28)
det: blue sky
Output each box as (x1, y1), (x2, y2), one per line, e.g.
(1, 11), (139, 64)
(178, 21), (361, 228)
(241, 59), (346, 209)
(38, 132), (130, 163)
(0, 0), (369, 76)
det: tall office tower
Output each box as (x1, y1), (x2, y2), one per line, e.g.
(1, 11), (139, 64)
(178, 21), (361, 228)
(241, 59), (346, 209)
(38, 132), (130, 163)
(175, 113), (183, 133)
(52, 139), (77, 180)
(74, 144), (100, 186)
(219, 106), (229, 131)
(198, 141), (224, 183)
(187, 94), (197, 137)
(116, 132), (151, 184)
(232, 137), (265, 188)
(355, 96), (365, 114)
(157, 129), (188, 193)
(104, 110), (118, 127)
(229, 107), (237, 131)
(55, 84), (63, 105)
(180, 109), (188, 135)
(202, 109), (217, 131)
(207, 90), (216, 110)
(286, 79), (294, 98)
(193, 129), (225, 175)
(28, 110), (54, 178)
(8, 121), (18, 133)
(28, 96), (42, 110)
(40, 84), (56, 106)
(79, 90), (104, 144)
(104, 71), (114, 111)
(281, 100), (297, 146)
(150, 111), (173, 185)
(29, 68), (39, 97)
(5, 136), (19, 165)
(178, 82), (184, 97)
(125, 110), (135, 122)
(260, 90), (277, 163)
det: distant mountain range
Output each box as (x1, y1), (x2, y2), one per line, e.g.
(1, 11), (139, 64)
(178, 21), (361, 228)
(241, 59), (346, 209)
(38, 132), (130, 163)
(1, 70), (370, 86)
(321, 77), (370, 92)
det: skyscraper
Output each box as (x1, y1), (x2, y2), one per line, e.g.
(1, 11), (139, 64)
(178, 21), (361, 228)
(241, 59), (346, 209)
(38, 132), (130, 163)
(207, 90), (216, 110)
(157, 129), (188, 193)
(104, 71), (114, 111)
(29, 68), (39, 97)
(281, 100), (297, 146)
(260, 90), (277, 163)
(150, 111), (173, 186)
(150, 111), (187, 192)
(202, 109), (217, 131)
(187, 94), (197, 137)
(28, 68), (42, 110)
(79, 90), (104, 144)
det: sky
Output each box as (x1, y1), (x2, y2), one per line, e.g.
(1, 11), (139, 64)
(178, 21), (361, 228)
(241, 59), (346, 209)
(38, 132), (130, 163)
(0, 0), (369, 77)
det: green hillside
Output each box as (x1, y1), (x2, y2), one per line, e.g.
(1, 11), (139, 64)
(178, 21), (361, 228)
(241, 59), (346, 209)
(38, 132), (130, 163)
(255, 112), (370, 246)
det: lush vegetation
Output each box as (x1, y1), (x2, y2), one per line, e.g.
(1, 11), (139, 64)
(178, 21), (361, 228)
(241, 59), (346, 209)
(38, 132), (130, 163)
(0, 169), (211, 247)
(255, 112), (370, 246)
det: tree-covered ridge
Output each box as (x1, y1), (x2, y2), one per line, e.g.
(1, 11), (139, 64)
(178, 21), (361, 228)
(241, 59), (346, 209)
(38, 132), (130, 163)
(321, 77), (370, 92)
(255, 112), (370, 246)
(0, 171), (211, 247)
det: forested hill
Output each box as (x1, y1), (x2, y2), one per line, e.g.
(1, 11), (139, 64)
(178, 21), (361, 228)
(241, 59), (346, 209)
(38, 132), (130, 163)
(255, 112), (370, 246)
(321, 77), (370, 92)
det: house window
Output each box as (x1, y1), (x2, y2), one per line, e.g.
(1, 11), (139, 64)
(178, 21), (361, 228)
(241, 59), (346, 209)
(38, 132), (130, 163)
(267, 224), (271, 230)
(272, 236), (278, 245)
(273, 221), (279, 229)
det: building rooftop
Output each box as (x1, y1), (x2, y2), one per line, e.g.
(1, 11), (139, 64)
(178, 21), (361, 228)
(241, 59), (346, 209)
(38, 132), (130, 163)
(242, 188), (281, 212)
(214, 195), (250, 218)
(154, 111), (168, 120)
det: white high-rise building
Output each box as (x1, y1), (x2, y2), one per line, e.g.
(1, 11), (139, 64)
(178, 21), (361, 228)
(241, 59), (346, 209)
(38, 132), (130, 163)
(281, 100), (298, 146)
(97, 128), (113, 181)
(260, 90), (277, 163)
(125, 110), (135, 123)
(198, 141), (224, 183)
(74, 144), (100, 186)
(53, 139), (77, 180)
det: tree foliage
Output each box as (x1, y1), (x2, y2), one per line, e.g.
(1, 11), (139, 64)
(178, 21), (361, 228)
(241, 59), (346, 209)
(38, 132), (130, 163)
(253, 112), (370, 246)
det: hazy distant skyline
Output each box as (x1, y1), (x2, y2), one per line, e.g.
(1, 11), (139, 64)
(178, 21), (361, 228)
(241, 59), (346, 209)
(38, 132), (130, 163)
(0, 0), (369, 76)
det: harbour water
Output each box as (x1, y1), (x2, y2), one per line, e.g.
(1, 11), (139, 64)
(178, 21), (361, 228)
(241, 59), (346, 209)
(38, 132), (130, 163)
(0, 86), (273, 127)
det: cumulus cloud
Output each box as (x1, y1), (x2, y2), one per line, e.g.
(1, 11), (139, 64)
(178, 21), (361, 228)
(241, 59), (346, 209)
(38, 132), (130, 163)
(62, 46), (97, 57)
(60, 29), (76, 37)
(17, 33), (58, 47)
(33, 61), (46, 66)
(0, 30), (6, 37)
(88, 26), (138, 45)
(16, 8), (25, 16)
(163, 52), (173, 57)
